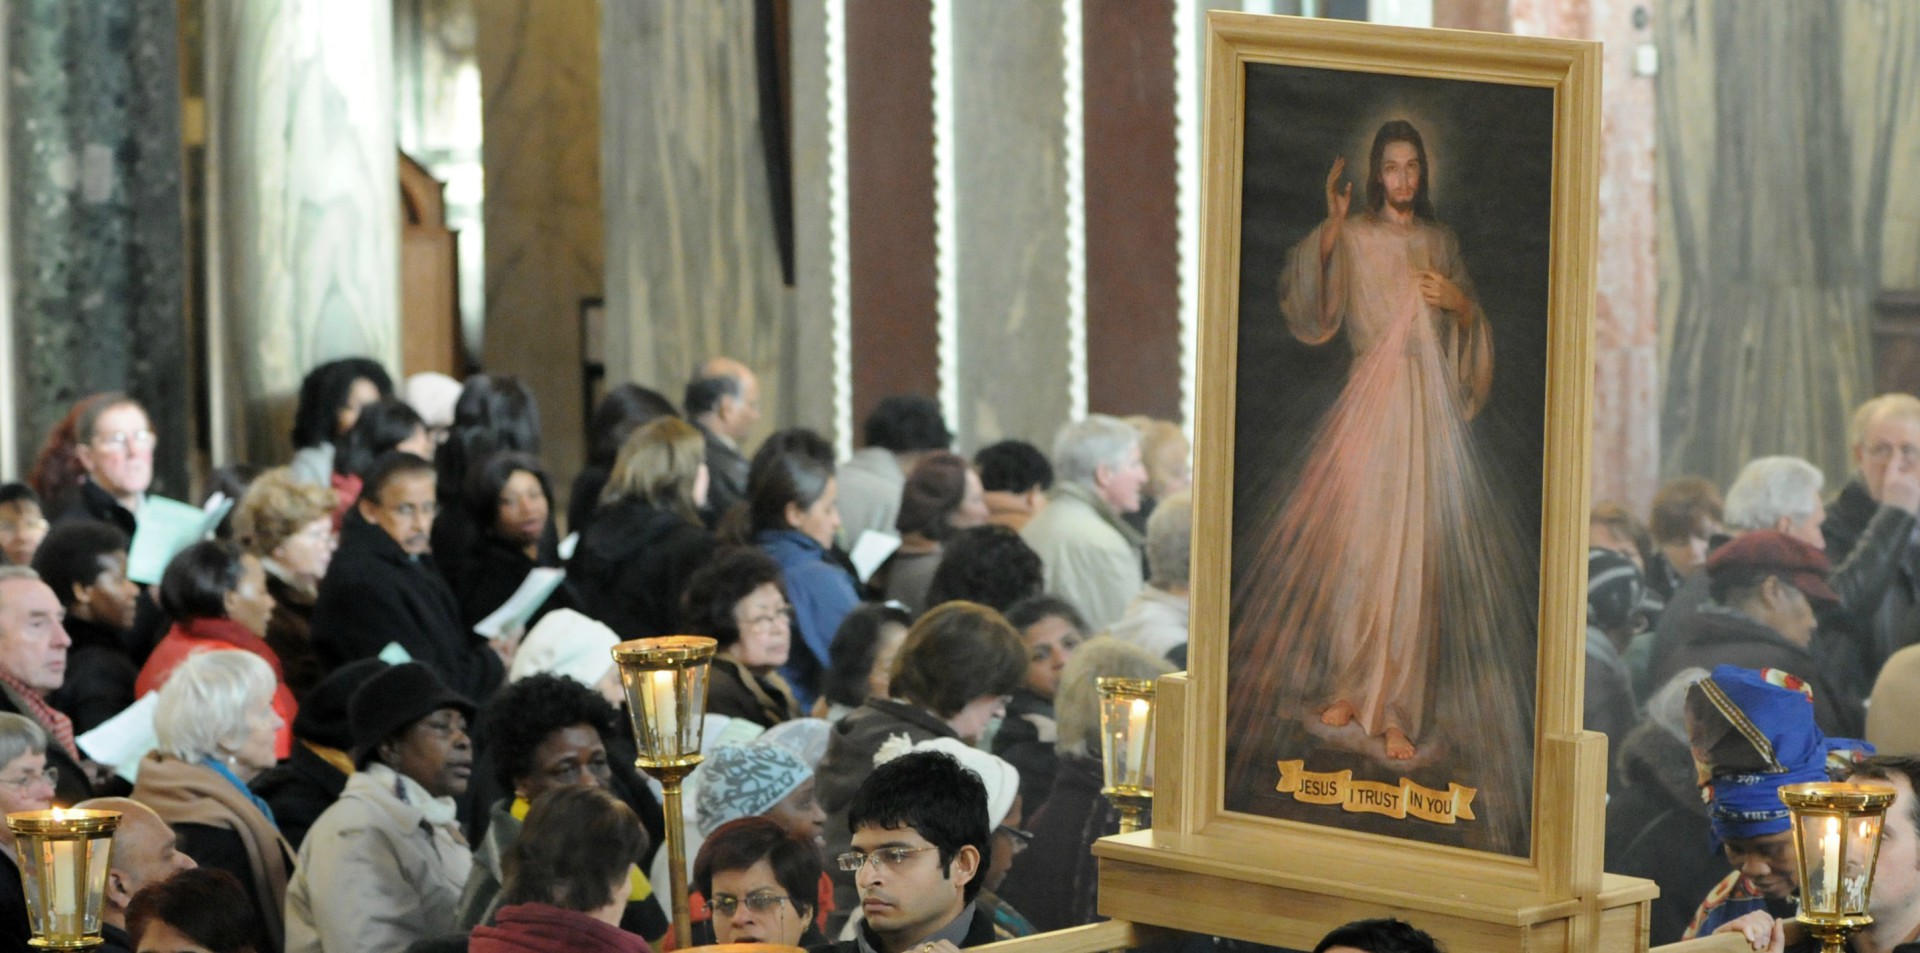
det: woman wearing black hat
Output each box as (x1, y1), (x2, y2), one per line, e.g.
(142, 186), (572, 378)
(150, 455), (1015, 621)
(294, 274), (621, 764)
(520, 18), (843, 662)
(283, 663), (477, 953)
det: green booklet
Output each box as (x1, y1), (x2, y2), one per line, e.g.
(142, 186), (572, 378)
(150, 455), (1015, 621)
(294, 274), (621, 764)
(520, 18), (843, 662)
(126, 495), (235, 585)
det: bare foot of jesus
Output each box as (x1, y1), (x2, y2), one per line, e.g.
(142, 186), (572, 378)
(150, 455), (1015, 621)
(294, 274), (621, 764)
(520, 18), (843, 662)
(1319, 700), (1357, 727)
(1384, 727), (1416, 761)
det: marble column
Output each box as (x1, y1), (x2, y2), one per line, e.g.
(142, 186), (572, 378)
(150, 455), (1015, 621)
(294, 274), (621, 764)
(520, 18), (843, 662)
(6, 0), (189, 492)
(945, 0), (1077, 451)
(1512, 0), (1660, 513)
(204, 0), (401, 466)
(786, 0), (846, 452)
(474, 0), (600, 504)
(601, 2), (802, 447)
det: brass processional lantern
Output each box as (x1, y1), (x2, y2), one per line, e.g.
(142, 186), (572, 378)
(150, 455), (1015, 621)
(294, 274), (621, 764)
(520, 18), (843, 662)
(614, 635), (718, 950)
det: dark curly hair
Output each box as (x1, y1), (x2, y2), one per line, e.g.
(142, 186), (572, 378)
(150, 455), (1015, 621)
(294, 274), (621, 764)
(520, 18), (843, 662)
(483, 673), (621, 795)
(924, 525), (1044, 613)
(820, 603), (913, 710)
(1314, 918), (1444, 953)
(683, 547), (787, 652)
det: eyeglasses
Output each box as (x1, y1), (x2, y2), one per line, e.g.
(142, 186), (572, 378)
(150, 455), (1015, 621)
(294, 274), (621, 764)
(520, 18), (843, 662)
(0, 518), (47, 537)
(745, 606), (794, 629)
(0, 767), (57, 790)
(835, 845), (938, 872)
(709, 891), (791, 916)
(92, 430), (156, 453)
(995, 824), (1033, 854)
(1867, 443), (1920, 466)
(386, 501), (438, 520)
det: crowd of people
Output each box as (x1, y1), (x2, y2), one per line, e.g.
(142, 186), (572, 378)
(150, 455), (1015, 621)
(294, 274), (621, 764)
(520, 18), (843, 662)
(0, 356), (1197, 953)
(23, 357), (1920, 953)
(1594, 393), (1920, 951)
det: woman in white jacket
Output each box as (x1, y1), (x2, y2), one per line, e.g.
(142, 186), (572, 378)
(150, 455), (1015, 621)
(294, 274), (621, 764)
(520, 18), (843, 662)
(283, 663), (476, 953)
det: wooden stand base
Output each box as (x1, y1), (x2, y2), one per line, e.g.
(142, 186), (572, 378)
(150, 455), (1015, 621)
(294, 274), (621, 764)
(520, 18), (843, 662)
(1094, 830), (1655, 953)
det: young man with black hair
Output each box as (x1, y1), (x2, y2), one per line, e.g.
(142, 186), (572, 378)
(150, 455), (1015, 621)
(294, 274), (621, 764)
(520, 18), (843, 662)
(310, 451), (505, 700)
(817, 750), (995, 953)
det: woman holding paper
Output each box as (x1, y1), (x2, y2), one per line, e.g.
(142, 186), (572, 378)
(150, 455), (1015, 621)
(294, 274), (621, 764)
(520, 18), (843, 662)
(0, 712), (58, 950)
(451, 452), (564, 631)
(135, 541), (297, 759)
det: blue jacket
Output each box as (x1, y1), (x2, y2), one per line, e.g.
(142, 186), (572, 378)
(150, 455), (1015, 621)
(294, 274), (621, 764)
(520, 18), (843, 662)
(756, 529), (860, 707)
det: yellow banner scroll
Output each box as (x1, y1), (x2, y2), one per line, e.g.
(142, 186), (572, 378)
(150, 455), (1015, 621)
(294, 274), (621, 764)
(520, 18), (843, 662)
(1275, 760), (1478, 825)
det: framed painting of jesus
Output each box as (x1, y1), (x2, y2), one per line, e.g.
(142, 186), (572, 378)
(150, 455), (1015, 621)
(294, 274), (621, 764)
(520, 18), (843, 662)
(1186, 12), (1599, 872)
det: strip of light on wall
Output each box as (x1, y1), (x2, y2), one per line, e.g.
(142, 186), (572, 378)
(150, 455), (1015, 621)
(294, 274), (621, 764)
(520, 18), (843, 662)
(826, 0), (853, 463)
(1175, 0), (1201, 436)
(1063, 0), (1088, 423)
(932, 0), (960, 435)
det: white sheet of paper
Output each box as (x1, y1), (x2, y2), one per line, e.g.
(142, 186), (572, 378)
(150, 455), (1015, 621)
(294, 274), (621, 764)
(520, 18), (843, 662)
(474, 567), (566, 641)
(126, 496), (232, 585)
(558, 531), (580, 561)
(848, 530), (902, 584)
(77, 692), (160, 784)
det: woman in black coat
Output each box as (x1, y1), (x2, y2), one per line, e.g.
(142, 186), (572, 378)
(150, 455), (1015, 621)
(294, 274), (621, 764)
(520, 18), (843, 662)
(567, 418), (715, 638)
(450, 453), (563, 630)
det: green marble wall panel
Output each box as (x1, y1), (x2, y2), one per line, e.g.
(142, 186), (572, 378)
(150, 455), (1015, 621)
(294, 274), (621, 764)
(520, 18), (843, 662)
(6, 0), (188, 492)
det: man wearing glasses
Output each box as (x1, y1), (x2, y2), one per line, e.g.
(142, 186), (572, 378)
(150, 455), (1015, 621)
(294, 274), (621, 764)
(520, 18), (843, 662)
(823, 749), (998, 953)
(64, 396), (157, 535)
(311, 452), (505, 701)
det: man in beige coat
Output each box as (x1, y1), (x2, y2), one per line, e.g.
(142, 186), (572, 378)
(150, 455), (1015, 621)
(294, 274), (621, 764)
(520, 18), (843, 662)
(1020, 416), (1148, 633)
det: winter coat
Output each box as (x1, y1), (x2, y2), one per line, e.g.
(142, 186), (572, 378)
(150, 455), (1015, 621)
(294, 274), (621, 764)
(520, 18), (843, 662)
(47, 615), (136, 734)
(1664, 603), (1863, 737)
(991, 689), (1059, 814)
(706, 656), (800, 729)
(250, 741), (350, 851)
(995, 754), (1123, 933)
(1019, 483), (1144, 633)
(470, 903), (651, 953)
(567, 498), (713, 639)
(286, 767), (473, 953)
(834, 448), (906, 550)
(1108, 586), (1189, 660)
(453, 530), (562, 632)
(311, 512), (503, 702)
(265, 573), (324, 702)
(132, 752), (292, 952)
(1603, 719), (1720, 946)
(758, 530), (860, 708)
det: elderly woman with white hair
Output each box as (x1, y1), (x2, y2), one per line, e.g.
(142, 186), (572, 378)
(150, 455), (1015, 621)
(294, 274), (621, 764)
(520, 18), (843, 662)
(131, 650), (291, 953)
(0, 711), (58, 948)
(1110, 490), (1192, 661)
(1018, 414), (1148, 632)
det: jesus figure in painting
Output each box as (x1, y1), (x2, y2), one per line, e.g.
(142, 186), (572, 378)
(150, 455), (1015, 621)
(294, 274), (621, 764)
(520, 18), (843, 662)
(1232, 119), (1533, 769)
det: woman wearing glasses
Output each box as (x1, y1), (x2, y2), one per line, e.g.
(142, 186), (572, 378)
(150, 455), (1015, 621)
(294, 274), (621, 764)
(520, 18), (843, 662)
(694, 815), (827, 948)
(0, 711), (58, 951)
(468, 785), (650, 953)
(687, 548), (802, 729)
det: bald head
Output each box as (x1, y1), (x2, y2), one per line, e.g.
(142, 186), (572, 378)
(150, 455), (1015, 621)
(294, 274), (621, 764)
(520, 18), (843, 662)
(686, 356), (761, 441)
(76, 797), (196, 925)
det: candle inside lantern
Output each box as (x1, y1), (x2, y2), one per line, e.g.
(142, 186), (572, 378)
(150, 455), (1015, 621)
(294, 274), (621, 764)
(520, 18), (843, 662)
(1821, 815), (1842, 902)
(47, 808), (76, 923)
(650, 670), (679, 750)
(1125, 698), (1150, 782)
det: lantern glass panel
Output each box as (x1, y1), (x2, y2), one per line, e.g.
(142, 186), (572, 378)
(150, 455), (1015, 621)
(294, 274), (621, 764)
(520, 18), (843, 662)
(1099, 689), (1154, 793)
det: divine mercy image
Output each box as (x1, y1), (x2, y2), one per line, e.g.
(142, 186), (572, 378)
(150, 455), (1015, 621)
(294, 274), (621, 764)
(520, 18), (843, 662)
(1223, 66), (1556, 858)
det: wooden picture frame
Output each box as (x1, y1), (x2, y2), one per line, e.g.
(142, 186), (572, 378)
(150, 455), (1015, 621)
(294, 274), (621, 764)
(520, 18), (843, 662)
(1095, 14), (1627, 948)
